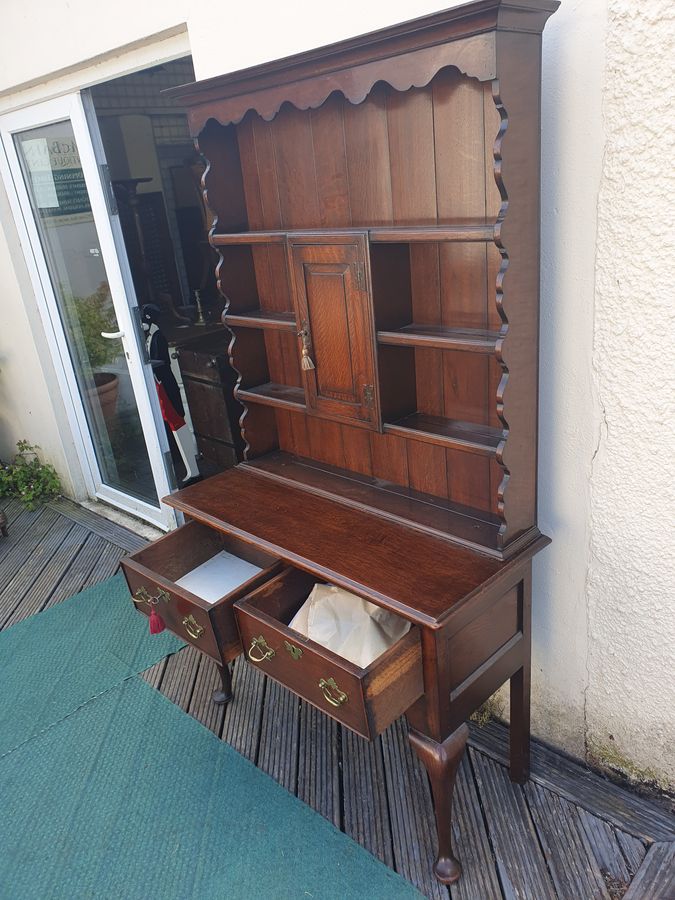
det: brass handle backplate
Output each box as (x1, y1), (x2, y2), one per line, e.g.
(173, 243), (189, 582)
(248, 635), (275, 663)
(318, 677), (348, 708)
(183, 614), (205, 641)
(284, 640), (303, 661)
(134, 586), (170, 606)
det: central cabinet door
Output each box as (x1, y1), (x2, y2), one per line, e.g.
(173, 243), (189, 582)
(288, 233), (379, 430)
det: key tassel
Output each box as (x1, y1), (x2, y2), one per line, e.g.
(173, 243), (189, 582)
(301, 348), (315, 370)
(149, 606), (166, 634)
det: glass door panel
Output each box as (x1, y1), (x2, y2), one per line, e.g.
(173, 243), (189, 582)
(1, 93), (176, 528)
(13, 121), (158, 505)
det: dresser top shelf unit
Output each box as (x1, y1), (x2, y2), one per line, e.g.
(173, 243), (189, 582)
(168, 0), (554, 561)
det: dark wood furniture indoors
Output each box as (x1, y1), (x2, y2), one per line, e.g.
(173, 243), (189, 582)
(174, 332), (245, 473)
(121, 0), (558, 884)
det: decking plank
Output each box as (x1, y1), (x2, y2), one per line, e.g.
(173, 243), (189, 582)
(381, 718), (448, 900)
(0, 515), (76, 627)
(42, 534), (120, 609)
(469, 748), (557, 900)
(524, 780), (611, 899)
(615, 829), (648, 878)
(49, 497), (147, 552)
(623, 842), (675, 900)
(141, 658), (168, 691)
(159, 645), (201, 711)
(342, 729), (395, 869)
(0, 503), (45, 560)
(450, 754), (504, 900)
(221, 657), (266, 762)
(0, 506), (59, 592)
(1, 523), (89, 627)
(577, 807), (643, 887)
(469, 721), (674, 843)
(187, 656), (228, 737)
(257, 678), (300, 792)
(297, 702), (341, 828)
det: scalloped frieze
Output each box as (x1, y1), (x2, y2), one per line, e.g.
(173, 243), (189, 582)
(187, 33), (496, 133)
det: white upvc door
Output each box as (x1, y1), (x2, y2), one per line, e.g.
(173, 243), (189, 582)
(0, 92), (177, 529)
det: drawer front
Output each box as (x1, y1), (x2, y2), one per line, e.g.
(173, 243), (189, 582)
(234, 568), (424, 739)
(122, 559), (221, 661)
(120, 520), (282, 666)
(184, 379), (237, 443)
(196, 435), (238, 469)
(177, 348), (229, 384)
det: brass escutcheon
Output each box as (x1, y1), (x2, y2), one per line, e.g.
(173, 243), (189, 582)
(284, 640), (303, 661)
(318, 677), (348, 708)
(248, 635), (275, 663)
(134, 586), (170, 606)
(182, 614), (205, 641)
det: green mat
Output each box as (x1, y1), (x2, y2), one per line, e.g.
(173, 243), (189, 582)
(0, 676), (420, 899)
(0, 573), (184, 757)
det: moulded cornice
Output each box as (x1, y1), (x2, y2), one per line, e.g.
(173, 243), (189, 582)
(166, 0), (559, 131)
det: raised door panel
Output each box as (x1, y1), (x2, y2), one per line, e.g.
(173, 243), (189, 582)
(288, 233), (379, 430)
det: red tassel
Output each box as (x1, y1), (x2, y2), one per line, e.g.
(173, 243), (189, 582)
(149, 606), (166, 634)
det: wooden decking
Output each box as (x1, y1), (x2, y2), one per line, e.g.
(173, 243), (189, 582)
(1, 497), (673, 900)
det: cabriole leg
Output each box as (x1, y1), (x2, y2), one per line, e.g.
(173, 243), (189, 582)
(212, 662), (233, 705)
(408, 723), (469, 885)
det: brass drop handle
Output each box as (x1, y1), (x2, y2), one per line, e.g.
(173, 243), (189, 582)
(248, 635), (275, 663)
(183, 614), (205, 641)
(318, 677), (348, 708)
(297, 321), (315, 371)
(134, 586), (170, 606)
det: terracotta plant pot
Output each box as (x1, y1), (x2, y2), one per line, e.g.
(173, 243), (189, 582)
(90, 372), (119, 422)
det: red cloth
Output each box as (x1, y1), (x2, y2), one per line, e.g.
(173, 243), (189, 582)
(156, 380), (185, 432)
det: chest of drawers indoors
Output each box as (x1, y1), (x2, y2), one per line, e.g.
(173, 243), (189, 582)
(121, 0), (558, 883)
(175, 332), (244, 473)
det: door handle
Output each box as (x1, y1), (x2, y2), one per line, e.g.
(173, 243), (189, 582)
(100, 331), (124, 339)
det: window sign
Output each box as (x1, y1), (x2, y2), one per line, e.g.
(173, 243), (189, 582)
(22, 132), (90, 224)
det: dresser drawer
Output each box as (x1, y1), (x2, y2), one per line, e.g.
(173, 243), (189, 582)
(234, 567), (424, 739)
(121, 521), (281, 663)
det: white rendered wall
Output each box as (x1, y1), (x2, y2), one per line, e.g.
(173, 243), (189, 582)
(585, 0), (675, 787)
(0, 0), (673, 788)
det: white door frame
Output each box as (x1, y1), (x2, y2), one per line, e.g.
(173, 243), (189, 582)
(0, 92), (177, 529)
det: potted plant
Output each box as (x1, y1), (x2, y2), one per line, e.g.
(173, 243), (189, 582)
(69, 283), (121, 421)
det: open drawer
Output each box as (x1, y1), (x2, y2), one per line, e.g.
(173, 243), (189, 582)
(234, 567), (424, 739)
(121, 520), (282, 663)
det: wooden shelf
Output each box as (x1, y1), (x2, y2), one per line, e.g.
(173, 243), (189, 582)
(237, 382), (306, 412)
(384, 413), (504, 455)
(244, 452), (503, 556)
(212, 231), (287, 245)
(211, 222), (497, 246)
(224, 310), (297, 332)
(377, 324), (500, 353)
(369, 224), (496, 243)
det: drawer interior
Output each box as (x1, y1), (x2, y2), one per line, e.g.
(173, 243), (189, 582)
(236, 565), (424, 738)
(241, 567), (413, 669)
(130, 520), (279, 604)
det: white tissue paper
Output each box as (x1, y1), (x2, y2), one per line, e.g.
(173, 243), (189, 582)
(288, 583), (411, 668)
